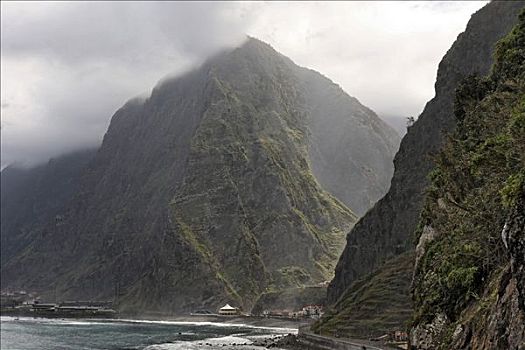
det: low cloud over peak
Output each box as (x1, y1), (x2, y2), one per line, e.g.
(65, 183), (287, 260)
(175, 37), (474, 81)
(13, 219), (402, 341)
(1, 1), (487, 168)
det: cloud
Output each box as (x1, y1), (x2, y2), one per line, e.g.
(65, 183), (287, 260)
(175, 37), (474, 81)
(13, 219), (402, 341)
(1, 1), (252, 168)
(1, 1), (487, 168)
(245, 1), (487, 117)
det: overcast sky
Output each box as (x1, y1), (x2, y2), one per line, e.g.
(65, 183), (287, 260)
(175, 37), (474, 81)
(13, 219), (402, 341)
(1, 1), (488, 168)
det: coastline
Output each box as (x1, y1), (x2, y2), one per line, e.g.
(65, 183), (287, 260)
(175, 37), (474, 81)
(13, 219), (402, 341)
(2, 314), (396, 349)
(1, 308), (310, 330)
(105, 316), (391, 349)
(1, 315), (303, 349)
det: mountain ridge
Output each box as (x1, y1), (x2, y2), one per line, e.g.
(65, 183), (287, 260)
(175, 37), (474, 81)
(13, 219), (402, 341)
(1, 37), (398, 313)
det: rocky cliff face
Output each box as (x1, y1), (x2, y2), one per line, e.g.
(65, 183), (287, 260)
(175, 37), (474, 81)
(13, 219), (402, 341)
(327, 1), (524, 306)
(411, 12), (525, 349)
(1, 38), (398, 313)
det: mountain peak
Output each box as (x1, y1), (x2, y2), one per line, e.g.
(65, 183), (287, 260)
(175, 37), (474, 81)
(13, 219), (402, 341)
(2, 31), (399, 314)
(238, 36), (284, 57)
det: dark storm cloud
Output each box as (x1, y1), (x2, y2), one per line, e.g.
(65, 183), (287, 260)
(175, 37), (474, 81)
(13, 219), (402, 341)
(1, 1), (252, 168)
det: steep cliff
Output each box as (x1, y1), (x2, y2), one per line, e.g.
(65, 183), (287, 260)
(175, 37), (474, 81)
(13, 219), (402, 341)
(327, 0), (524, 304)
(1, 38), (398, 313)
(411, 13), (525, 349)
(318, 0), (524, 340)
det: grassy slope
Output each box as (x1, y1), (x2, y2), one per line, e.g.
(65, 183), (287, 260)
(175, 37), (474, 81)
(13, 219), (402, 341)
(312, 252), (414, 338)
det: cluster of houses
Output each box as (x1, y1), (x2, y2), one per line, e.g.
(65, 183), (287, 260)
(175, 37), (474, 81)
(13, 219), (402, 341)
(1, 289), (32, 297)
(18, 301), (117, 318)
(1, 290), (38, 309)
(262, 304), (324, 320)
(197, 303), (324, 320)
(1, 290), (117, 318)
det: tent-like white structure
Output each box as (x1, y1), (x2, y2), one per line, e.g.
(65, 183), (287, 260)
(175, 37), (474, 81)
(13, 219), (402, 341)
(219, 304), (238, 315)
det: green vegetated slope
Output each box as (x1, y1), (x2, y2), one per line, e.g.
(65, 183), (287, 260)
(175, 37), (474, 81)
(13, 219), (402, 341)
(312, 252), (414, 338)
(411, 12), (525, 349)
(1, 38), (399, 314)
(315, 1), (524, 341)
(155, 41), (359, 310)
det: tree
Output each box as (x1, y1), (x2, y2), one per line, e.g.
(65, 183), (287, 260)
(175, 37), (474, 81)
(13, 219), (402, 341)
(406, 116), (415, 128)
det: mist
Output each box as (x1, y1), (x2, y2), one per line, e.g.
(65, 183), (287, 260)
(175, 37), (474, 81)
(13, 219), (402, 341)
(1, 1), (487, 168)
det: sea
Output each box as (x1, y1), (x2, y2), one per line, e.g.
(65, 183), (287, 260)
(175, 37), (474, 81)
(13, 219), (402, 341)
(0, 316), (294, 350)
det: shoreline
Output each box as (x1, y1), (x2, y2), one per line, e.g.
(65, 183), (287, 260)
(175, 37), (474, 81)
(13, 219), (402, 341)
(1, 313), (307, 332)
(2, 316), (393, 349)
(1, 315), (302, 349)
(1, 308), (309, 329)
(116, 314), (310, 331)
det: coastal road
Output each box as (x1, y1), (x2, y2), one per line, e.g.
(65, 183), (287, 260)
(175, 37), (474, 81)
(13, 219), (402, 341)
(298, 326), (388, 350)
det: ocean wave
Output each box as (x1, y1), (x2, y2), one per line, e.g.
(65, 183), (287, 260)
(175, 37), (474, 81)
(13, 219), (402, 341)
(113, 318), (297, 333)
(1, 316), (297, 335)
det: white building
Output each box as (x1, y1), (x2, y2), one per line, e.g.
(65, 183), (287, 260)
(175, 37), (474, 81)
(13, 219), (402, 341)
(218, 304), (238, 315)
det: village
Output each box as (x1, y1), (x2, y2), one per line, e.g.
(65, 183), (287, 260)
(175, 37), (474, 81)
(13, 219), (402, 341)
(1, 290), (116, 318)
(2, 289), (322, 321)
(213, 303), (408, 345)
(208, 303), (325, 320)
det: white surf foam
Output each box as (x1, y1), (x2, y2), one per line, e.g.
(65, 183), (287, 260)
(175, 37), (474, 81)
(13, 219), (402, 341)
(113, 318), (297, 334)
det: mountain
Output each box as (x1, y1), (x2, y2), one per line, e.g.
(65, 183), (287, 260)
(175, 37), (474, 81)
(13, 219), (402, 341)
(411, 12), (525, 349)
(317, 0), (525, 339)
(0, 38), (398, 313)
(1, 149), (96, 265)
(298, 68), (400, 216)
